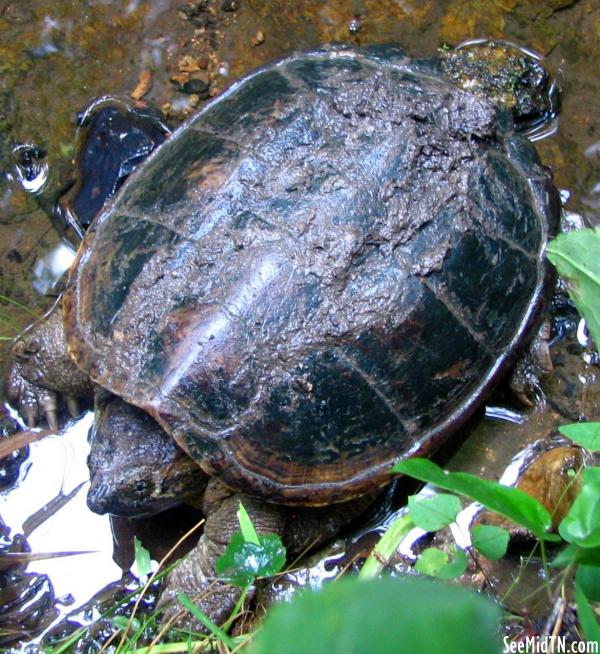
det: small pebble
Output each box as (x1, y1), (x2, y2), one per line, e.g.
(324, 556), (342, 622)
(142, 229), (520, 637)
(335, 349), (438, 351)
(252, 30), (265, 46)
(179, 0), (209, 19)
(177, 78), (210, 96)
(161, 102), (172, 118)
(178, 55), (202, 72)
(348, 17), (361, 34)
(221, 0), (240, 11)
(131, 70), (152, 100)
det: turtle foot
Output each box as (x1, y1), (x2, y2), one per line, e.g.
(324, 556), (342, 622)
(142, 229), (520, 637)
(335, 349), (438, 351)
(509, 321), (553, 407)
(5, 363), (60, 429)
(4, 303), (93, 428)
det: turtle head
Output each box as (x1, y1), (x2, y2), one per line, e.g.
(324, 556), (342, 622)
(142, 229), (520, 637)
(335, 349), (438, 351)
(87, 393), (207, 516)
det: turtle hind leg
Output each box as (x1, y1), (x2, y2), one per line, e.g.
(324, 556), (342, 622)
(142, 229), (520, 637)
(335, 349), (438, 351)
(509, 320), (553, 407)
(5, 302), (93, 428)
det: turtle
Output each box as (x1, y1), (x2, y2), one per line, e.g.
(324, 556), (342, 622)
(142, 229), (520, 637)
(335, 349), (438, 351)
(5, 43), (560, 624)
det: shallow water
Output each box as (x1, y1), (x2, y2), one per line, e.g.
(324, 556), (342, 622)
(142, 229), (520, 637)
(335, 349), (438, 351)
(0, 0), (599, 648)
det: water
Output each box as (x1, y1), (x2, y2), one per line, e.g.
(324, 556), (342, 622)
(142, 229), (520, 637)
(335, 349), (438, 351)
(0, 0), (599, 648)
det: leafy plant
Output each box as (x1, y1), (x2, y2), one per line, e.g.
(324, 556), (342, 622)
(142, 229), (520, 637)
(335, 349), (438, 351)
(172, 501), (287, 648)
(470, 524), (509, 561)
(216, 503), (286, 587)
(408, 493), (461, 531)
(414, 546), (468, 579)
(393, 458), (558, 541)
(558, 423), (600, 453)
(546, 226), (600, 349)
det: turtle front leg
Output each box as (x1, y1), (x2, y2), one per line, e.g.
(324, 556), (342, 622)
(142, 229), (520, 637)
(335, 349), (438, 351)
(5, 302), (93, 428)
(160, 479), (374, 629)
(159, 480), (285, 628)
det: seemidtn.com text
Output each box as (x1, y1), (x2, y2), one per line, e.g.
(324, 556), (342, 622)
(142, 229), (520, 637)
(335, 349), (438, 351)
(504, 637), (599, 654)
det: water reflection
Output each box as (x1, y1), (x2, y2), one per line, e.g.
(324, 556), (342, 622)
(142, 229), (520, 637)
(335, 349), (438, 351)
(0, 412), (121, 640)
(31, 243), (76, 295)
(11, 145), (49, 195)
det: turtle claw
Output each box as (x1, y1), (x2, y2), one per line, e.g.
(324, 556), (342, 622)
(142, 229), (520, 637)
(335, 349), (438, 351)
(39, 389), (59, 429)
(5, 361), (60, 430)
(22, 404), (39, 429)
(66, 396), (81, 419)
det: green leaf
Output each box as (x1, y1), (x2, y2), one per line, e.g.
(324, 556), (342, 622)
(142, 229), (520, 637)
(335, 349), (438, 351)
(359, 513), (415, 581)
(112, 614), (141, 633)
(553, 544), (600, 568)
(575, 582), (600, 647)
(576, 565), (600, 602)
(559, 422), (600, 453)
(177, 593), (236, 650)
(249, 576), (502, 654)
(471, 525), (510, 560)
(546, 227), (600, 349)
(414, 546), (468, 580)
(408, 493), (461, 531)
(559, 467), (600, 547)
(133, 536), (152, 582)
(393, 458), (558, 541)
(216, 532), (286, 587)
(237, 502), (260, 546)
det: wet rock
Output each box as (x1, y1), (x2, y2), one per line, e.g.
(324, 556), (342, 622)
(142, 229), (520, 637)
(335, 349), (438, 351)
(476, 441), (585, 538)
(178, 55), (204, 73)
(221, 0), (240, 12)
(179, 1), (216, 29)
(441, 40), (559, 138)
(178, 0), (209, 19)
(53, 98), (169, 242)
(176, 78), (210, 96)
(348, 17), (362, 34)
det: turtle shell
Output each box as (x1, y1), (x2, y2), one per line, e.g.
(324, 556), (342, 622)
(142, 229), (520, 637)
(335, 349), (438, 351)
(63, 44), (559, 506)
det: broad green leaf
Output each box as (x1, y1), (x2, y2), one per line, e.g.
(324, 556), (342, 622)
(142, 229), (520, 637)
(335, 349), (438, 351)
(559, 467), (600, 547)
(237, 502), (260, 546)
(177, 593), (236, 650)
(471, 525), (510, 560)
(249, 576), (501, 654)
(546, 227), (600, 349)
(559, 422), (600, 453)
(408, 493), (461, 531)
(414, 546), (468, 580)
(553, 544), (600, 568)
(575, 582), (600, 647)
(576, 565), (600, 602)
(393, 458), (558, 541)
(133, 536), (152, 582)
(216, 532), (286, 587)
